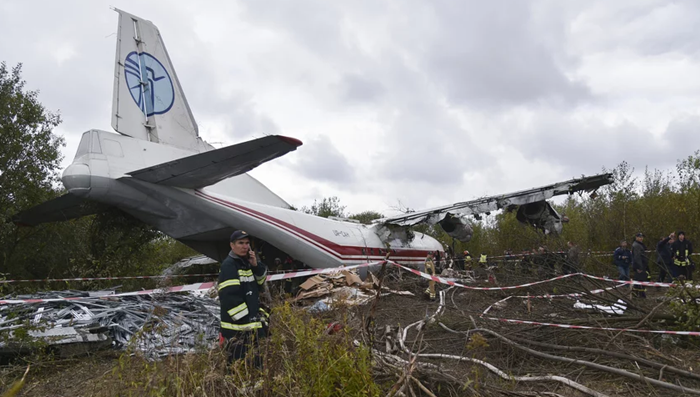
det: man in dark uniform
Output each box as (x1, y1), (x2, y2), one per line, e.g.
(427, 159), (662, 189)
(218, 230), (269, 366)
(613, 240), (632, 280)
(672, 231), (694, 281)
(564, 241), (580, 274)
(656, 233), (676, 282)
(632, 232), (650, 298)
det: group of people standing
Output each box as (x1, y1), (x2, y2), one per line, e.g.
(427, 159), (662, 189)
(613, 231), (694, 297)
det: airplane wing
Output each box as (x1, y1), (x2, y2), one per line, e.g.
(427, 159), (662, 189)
(126, 135), (303, 189)
(12, 193), (105, 227)
(376, 173), (614, 227)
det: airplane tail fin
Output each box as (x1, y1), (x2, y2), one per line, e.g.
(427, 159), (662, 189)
(111, 8), (201, 152)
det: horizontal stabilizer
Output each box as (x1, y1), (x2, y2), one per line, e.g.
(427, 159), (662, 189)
(127, 135), (303, 189)
(12, 194), (104, 227)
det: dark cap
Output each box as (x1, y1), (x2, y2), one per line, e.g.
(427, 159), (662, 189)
(230, 230), (250, 242)
(636, 232), (645, 238)
(678, 231), (686, 236)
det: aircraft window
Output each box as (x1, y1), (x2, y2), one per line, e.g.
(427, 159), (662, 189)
(91, 132), (102, 153)
(74, 132), (90, 159)
(103, 139), (124, 157)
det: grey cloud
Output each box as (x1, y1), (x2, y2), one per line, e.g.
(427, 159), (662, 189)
(373, 95), (494, 185)
(421, 0), (592, 108)
(581, 1), (700, 57)
(292, 135), (355, 184)
(336, 73), (385, 104)
(239, 0), (346, 60)
(199, 93), (281, 141)
(508, 112), (700, 174)
(240, 0), (594, 111)
(665, 114), (700, 147)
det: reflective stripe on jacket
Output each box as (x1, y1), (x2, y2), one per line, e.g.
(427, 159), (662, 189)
(218, 251), (267, 338)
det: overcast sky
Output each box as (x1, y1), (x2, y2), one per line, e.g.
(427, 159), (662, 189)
(2, 0), (699, 216)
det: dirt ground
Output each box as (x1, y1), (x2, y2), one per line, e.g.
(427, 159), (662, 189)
(2, 264), (700, 396)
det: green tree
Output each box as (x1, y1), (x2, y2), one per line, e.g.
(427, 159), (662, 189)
(0, 62), (64, 211)
(301, 196), (346, 218)
(0, 62), (65, 276)
(348, 210), (384, 224)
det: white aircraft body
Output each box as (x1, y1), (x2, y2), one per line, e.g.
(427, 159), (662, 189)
(14, 9), (614, 269)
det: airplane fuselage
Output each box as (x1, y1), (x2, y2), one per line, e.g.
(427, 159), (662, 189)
(64, 130), (444, 267)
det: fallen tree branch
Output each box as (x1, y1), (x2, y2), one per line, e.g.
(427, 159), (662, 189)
(353, 340), (462, 385)
(506, 333), (700, 381)
(394, 307), (607, 397)
(416, 352), (609, 397)
(604, 298), (670, 349)
(439, 323), (700, 396)
(409, 376), (437, 397)
(400, 289), (447, 358)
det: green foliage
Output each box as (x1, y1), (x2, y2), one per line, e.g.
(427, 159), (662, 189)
(667, 282), (700, 333)
(0, 62), (64, 212)
(348, 210), (384, 224)
(302, 196), (347, 218)
(0, 62), (64, 277)
(260, 303), (380, 396)
(95, 303), (382, 397)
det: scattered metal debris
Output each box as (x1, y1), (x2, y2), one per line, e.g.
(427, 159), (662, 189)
(161, 254), (219, 276)
(0, 289), (220, 360)
(573, 299), (627, 315)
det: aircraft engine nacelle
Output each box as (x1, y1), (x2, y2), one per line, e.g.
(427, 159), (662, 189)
(438, 214), (473, 242)
(515, 201), (566, 235)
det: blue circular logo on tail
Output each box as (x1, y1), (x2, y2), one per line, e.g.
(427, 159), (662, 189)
(124, 51), (174, 116)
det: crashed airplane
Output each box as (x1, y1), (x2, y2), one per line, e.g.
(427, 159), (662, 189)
(13, 9), (613, 269)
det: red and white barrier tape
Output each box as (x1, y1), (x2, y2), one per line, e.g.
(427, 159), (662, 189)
(0, 273), (219, 284)
(488, 251), (699, 260)
(579, 273), (675, 287)
(0, 261), (386, 305)
(0, 260), (686, 305)
(513, 283), (627, 299)
(392, 261), (677, 289)
(0, 261), (386, 285)
(0, 282), (217, 305)
(391, 262), (577, 290)
(482, 316), (700, 336)
(265, 260), (385, 282)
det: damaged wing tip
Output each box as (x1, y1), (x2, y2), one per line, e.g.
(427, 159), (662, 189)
(277, 135), (303, 147)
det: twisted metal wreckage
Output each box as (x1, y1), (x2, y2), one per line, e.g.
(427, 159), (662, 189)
(0, 288), (220, 360)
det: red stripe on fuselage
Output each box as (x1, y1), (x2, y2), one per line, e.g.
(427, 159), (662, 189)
(195, 190), (436, 261)
(197, 191), (346, 259)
